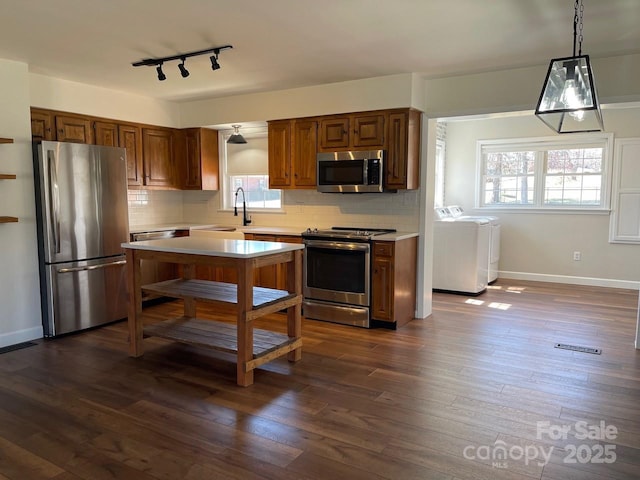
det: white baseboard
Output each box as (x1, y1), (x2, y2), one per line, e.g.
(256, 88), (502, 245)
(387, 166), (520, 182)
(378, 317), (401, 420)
(0, 326), (43, 349)
(499, 271), (640, 290)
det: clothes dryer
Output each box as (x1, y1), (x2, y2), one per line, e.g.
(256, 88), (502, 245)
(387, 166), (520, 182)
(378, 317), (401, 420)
(447, 205), (500, 283)
(433, 216), (490, 295)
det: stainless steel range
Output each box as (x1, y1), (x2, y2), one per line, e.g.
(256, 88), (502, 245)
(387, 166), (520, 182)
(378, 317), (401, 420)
(302, 227), (395, 328)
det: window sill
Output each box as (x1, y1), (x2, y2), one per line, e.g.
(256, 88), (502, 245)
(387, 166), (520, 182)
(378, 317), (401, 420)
(219, 208), (285, 214)
(475, 207), (610, 215)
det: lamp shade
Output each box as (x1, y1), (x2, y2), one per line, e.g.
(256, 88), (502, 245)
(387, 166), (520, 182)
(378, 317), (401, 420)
(227, 133), (247, 144)
(227, 125), (247, 144)
(535, 55), (603, 133)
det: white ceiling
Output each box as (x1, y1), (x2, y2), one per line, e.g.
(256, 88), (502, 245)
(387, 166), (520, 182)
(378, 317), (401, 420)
(1, 0), (639, 103)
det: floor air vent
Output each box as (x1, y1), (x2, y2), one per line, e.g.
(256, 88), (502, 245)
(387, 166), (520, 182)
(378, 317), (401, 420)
(555, 343), (601, 355)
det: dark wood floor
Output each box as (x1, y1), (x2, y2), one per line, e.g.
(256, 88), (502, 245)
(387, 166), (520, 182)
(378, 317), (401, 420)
(1, 280), (639, 479)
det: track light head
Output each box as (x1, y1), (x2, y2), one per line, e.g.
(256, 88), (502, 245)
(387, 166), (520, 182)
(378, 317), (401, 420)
(156, 63), (166, 81)
(210, 54), (220, 71)
(178, 58), (189, 78)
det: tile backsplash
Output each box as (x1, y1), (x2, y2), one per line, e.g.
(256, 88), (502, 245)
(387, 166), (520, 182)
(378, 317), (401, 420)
(129, 189), (421, 231)
(128, 190), (185, 226)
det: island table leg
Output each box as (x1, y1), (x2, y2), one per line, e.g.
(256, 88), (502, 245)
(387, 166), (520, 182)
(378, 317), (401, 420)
(182, 263), (196, 318)
(287, 249), (303, 362)
(126, 248), (144, 357)
(236, 259), (254, 386)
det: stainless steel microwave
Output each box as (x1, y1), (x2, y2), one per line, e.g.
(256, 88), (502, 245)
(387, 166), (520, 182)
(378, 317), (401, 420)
(317, 150), (384, 193)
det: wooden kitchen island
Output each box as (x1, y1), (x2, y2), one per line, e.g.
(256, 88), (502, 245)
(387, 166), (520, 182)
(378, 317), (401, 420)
(121, 236), (304, 386)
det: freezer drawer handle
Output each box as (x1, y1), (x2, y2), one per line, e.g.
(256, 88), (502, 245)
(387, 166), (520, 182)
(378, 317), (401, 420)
(58, 260), (127, 274)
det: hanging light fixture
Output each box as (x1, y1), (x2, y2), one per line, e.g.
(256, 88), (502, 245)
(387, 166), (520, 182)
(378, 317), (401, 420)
(227, 125), (247, 144)
(535, 0), (603, 133)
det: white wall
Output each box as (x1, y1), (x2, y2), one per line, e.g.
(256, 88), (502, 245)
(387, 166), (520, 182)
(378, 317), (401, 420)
(179, 73), (419, 126)
(423, 53), (640, 118)
(444, 107), (640, 287)
(29, 74), (181, 127)
(0, 60), (43, 347)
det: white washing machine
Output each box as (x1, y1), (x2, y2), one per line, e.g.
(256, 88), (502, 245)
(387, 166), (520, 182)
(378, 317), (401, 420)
(448, 205), (501, 284)
(433, 212), (490, 295)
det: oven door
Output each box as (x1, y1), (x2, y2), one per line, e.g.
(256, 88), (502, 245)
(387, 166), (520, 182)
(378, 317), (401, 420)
(303, 239), (370, 306)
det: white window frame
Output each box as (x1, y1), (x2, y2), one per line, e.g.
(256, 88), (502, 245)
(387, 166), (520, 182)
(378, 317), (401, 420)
(434, 139), (446, 208)
(218, 128), (283, 213)
(475, 133), (614, 213)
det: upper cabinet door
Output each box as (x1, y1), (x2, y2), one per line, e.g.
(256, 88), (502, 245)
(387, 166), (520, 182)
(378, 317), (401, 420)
(118, 124), (143, 187)
(55, 114), (94, 144)
(94, 121), (118, 147)
(31, 108), (55, 141)
(142, 128), (175, 188)
(268, 120), (292, 188)
(181, 128), (219, 191)
(292, 120), (317, 188)
(352, 114), (385, 148)
(319, 117), (349, 150)
(385, 109), (420, 190)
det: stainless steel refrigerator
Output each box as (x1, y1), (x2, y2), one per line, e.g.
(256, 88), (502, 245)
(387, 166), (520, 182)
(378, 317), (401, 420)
(32, 141), (129, 337)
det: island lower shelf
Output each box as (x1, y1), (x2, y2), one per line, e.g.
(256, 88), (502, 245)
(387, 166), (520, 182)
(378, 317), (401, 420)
(140, 278), (303, 372)
(142, 278), (302, 320)
(144, 316), (303, 371)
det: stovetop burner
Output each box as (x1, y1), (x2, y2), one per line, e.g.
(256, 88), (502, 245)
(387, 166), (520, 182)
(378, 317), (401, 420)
(302, 226), (396, 241)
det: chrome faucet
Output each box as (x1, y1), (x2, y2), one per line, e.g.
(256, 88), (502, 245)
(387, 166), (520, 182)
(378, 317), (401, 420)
(234, 187), (252, 226)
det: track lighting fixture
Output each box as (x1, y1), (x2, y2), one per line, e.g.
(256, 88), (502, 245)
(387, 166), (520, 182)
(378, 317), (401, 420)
(156, 63), (166, 81)
(178, 58), (189, 78)
(132, 45), (232, 81)
(227, 125), (247, 144)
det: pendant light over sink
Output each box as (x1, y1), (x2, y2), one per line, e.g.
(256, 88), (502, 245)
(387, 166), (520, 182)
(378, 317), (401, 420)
(535, 0), (603, 133)
(227, 125), (247, 144)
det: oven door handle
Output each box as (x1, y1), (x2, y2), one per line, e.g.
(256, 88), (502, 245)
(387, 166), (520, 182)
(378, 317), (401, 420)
(304, 239), (370, 252)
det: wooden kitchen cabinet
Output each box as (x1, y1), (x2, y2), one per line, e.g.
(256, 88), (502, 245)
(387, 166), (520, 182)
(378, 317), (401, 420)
(55, 114), (94, 144)
(142, 128), (176, 188)
(31, 108), (94, 145)
(292, 120), (317, 187)
(94, 121), (118, 147)
(180, 127), (219, 190)
(94, 121), (145, 187)
(30, 108), (55, 141)
(385, 109), (421, 190)
(30, 108), (181, 190)
(268, 120), (292, 188)
(371, 236), (417, 327)
(269, 108), (420, 190)
(268, 119), (317, 189)
(119, 124), (144, 187)
(246, 234), (303, 289)
(318, 112), (385, 151)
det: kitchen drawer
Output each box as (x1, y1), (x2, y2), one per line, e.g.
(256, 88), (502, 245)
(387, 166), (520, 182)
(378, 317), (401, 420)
(373, 242), (394, 257)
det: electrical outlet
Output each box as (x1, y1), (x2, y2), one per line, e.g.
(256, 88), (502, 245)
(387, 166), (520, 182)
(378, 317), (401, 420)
(573, 251), (581, 261)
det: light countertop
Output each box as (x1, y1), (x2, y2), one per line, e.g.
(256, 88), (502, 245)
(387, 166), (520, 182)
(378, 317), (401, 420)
(129, 223), (418, 241)
(375, 232), (419, 241)
(122, 236), (304, 258)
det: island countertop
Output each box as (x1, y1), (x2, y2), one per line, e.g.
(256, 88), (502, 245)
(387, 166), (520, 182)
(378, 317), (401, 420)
(121, 236), (304, 258)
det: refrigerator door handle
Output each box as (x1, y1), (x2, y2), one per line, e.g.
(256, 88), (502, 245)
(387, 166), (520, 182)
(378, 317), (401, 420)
(47, 149), (61, 254)
(57, 260), (127, 274)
